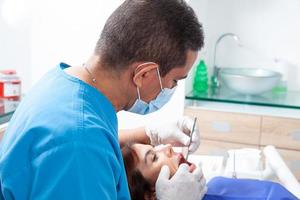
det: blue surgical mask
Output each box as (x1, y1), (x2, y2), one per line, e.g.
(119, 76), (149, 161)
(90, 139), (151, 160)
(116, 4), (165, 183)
(127, 63), (177, 115)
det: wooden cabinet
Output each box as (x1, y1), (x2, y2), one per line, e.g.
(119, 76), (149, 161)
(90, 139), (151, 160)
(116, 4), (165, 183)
(185, 107), (300, 180)
(261, 116), (300, 151)
(195, 139), (258, 156)
(184, 108), (261, 145)
(276, 148), (300, 180)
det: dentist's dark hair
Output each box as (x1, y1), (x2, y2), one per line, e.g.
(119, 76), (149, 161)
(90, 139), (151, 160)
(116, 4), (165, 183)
(95, 0), (204, 76)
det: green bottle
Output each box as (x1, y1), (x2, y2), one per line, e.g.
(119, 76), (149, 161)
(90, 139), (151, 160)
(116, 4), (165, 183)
(193, 60), (208, 94)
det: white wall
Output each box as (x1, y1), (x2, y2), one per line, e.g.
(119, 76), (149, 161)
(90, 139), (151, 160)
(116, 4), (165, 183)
(189, 0), (300, 91)
(0, 0), (32, 92)
(29, 0), (125, 85)
(1, 0), (125, 91)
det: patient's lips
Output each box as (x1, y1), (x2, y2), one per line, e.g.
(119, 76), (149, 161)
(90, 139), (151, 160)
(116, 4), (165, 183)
(178, 153), (196, 172)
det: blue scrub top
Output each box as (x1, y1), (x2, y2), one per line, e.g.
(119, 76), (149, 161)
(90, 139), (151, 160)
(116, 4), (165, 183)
(0, 63), (131, 199)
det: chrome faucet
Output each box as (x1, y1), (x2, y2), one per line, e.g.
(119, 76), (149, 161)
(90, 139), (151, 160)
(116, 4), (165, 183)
(212, 33), (242, 87)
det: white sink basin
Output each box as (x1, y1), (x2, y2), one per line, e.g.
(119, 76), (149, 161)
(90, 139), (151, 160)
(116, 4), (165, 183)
(219, 68), (282, 95)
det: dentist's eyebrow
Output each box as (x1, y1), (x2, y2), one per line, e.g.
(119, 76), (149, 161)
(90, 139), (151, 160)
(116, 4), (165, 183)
(144, 149), (154, 164)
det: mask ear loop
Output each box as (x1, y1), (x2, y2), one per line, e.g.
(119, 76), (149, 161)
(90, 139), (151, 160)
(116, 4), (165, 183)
(156, 67), (163, 91)
(136, 86), (141, 100)
(134, 62), (160, 100)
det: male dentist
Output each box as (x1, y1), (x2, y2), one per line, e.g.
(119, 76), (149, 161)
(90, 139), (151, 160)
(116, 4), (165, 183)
(0, 0), (206, 199)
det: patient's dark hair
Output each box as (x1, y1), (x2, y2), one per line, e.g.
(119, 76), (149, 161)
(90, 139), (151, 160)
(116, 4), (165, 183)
(95, 0), (204, 76)
(122, 144), (156, 200)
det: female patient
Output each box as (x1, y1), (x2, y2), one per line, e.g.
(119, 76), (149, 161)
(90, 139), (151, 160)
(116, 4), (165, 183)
(122, 143), (297, 200)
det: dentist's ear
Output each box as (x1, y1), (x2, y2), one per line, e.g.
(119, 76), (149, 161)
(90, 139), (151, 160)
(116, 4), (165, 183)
(133, 62), (158, 88)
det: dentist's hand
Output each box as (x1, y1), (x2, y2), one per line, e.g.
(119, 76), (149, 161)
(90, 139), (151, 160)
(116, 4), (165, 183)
(145, 116), (200, 153)
(156, 164), (207, 200)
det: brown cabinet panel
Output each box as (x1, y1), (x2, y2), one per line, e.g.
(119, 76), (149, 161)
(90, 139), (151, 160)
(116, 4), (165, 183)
(278, 148), (300, 181)
(261, 116), (300, 151)
(185, 107), (300, 181)
(185, 108), (261, 145)
(194, 139), (258, 156)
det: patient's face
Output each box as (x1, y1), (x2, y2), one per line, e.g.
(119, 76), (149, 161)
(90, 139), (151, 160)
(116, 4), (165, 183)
(132, 144), (195, 184)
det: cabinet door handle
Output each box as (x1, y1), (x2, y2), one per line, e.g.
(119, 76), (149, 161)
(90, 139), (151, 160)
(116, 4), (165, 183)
(212, 121), (231, 133)
(291, 131), (300, 141)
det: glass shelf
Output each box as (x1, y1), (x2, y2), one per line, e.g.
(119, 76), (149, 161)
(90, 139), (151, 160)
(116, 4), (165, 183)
(185, 86), (300, 109)
(0, 99), (20, 124)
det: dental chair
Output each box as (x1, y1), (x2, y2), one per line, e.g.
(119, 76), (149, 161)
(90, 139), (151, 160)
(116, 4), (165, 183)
(187, 145), (300, 199)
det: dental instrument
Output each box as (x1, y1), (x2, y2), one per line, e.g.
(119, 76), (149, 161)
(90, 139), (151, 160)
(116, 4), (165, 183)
(185, 117), (197, 160)
(232, 150), (237, 178)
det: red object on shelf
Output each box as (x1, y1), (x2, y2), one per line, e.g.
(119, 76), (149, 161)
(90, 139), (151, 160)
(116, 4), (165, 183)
(0, 69), (21, 101)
